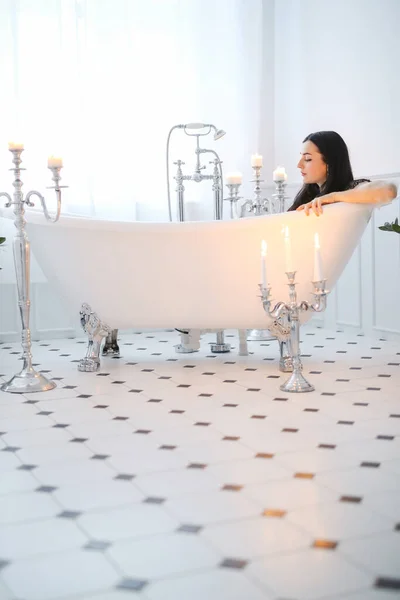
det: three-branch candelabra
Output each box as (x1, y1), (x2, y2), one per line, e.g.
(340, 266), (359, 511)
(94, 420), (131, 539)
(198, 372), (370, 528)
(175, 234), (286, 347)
(1, 147), (66, 394)
(260, 273), (329, 392)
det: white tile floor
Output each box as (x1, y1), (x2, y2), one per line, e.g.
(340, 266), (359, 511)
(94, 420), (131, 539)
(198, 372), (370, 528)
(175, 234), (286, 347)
(0, 326), (400, 600)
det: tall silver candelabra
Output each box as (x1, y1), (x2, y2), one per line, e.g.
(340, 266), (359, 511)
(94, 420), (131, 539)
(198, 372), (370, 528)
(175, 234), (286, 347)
(260, 273), (329, 392)
(224, 183), (242, 219)
(240, 165), (270, 217)
(0, 148), (66, 394)
(271, 179), (289, 213)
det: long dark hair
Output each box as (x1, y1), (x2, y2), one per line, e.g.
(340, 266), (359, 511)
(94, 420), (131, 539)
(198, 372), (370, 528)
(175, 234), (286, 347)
(288, 131), (354, 211)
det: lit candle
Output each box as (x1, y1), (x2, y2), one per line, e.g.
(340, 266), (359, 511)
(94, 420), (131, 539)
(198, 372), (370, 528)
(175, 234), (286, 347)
(226, 172), (243, 185)
(313, 233), (323, 282)
(47, 155), (63, 168)
(8, 141), (24, 151)
(251, 153), (263, 168)
(284, 226), (294, 272)
(261, 239), (267, 288)
(273, 165), (287, 182)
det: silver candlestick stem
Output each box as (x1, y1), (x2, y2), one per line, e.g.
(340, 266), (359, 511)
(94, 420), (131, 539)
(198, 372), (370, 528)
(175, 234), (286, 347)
(224, 182), (242, 219)
(1, 148), (67, 394)
(260, 273), (329, 392)
(240, 165), (270, 217)
(271, 179), (289, 213)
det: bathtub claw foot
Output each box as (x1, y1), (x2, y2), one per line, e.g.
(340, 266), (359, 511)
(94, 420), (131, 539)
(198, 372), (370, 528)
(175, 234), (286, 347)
(78, 357), (101, 372)
(175, 329), (201, 353)
(78, 303), (112, 373)
(102, 329), (120, 357)
(175, 344), (199, 354)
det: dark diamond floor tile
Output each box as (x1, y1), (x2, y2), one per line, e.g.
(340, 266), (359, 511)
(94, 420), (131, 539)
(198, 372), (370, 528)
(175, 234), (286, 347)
(113, 416), (129, 421)
(18, 464), (37, 471)
(2, 446), (20, 452)
(159, 445), (176, 451)
(77, 394), (92, 398)
(256, 453), (274, 459)
(223, 404), (238, 408)
(375, 577), (400, 590)
(0, 559), (10, 570)
(177, 524), (203, 534)
(91, 454), (109, 460)
(199, 393), (213, 397)
(53, 423), (69, 428)
(117, 578), (148, 592)
(220, 558), (248, 569)
(313, 539), (338, 549)
(262, 509), (286, 517)
(112, 381), (125, 384)
(318, 444), (336, 450)
(94, 405), (108, 409)
(195, 422), (211, 427)
(70, 438), (88, 443)
(282, 428), (298, 433)
(58, 510), (81, 519)
(84, 540), (112, 551)
(377, 435), (394, 440)
(135, 429), (151, 434)
(129, 389), (143, 393)
(247, 388), (261, 392)
(170, 410), (185, 414)
(187, 463), (207, 469)
(274, 397), (288, 402)
(144, 497), (165, 504)
(251, 415), (266, 419)
(36, 485), (57, 493)
(148, 398), (163, 403)
(37, 411), (53, 416)
(222, 484), (243, 491)
(340, 495), (362, 503)
(360, 461), (380, 468)
(114, 474), (135, 481)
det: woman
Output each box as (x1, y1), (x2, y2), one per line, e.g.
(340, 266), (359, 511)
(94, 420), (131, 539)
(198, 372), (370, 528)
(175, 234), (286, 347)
(288, 131), (397, 216)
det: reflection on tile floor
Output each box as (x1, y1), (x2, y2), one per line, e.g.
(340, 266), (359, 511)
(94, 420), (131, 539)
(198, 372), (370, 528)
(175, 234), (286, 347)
(0, 326), (400, 600)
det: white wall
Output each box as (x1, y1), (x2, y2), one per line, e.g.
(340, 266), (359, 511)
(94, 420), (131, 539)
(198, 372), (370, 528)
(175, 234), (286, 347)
(272, 0), (400, 339)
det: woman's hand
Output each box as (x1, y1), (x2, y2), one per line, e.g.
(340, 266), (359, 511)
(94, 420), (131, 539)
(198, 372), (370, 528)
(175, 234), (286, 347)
(296, 193), (337, 216)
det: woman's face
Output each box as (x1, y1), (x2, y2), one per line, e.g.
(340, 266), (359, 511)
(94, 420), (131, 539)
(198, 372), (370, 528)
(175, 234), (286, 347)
(297, 140), (327, 186)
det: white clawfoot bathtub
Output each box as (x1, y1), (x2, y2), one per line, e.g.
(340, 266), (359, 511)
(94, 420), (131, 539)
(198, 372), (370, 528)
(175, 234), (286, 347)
(17, 202), (373, 370)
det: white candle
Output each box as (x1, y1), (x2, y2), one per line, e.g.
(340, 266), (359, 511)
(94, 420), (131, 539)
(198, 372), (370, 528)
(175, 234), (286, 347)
(47, 155), (63, 168)
(251, 153), (263, 168)
(313, 232), (324, 282)
(261, 239), (267, 288)
(226, 172), (243, 185)
(273, 165), (287, 182)
(284, 226), (294, 272)
(8, 141), (24, 151)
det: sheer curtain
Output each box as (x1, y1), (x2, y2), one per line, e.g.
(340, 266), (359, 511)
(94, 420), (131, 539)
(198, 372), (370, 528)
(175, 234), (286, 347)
(0, 0), (264, 221)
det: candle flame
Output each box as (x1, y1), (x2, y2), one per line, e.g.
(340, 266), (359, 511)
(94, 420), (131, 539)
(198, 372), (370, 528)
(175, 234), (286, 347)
(261, 240), (267, 256)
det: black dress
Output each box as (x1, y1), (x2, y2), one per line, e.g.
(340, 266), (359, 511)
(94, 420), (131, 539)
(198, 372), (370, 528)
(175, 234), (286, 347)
(287, 178), (370, 212)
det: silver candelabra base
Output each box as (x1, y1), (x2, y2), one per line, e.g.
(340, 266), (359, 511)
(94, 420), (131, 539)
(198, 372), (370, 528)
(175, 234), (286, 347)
(1, 148), (66, 394)
(260, 273), (329, 392)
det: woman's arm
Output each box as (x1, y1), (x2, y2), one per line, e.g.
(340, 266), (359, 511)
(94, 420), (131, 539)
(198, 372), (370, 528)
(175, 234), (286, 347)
(297, 181), (398, 216)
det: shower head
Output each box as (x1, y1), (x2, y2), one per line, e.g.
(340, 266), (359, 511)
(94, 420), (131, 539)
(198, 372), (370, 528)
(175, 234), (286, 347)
(213, 128), (226, 141)
(182, 122), (226, 140)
